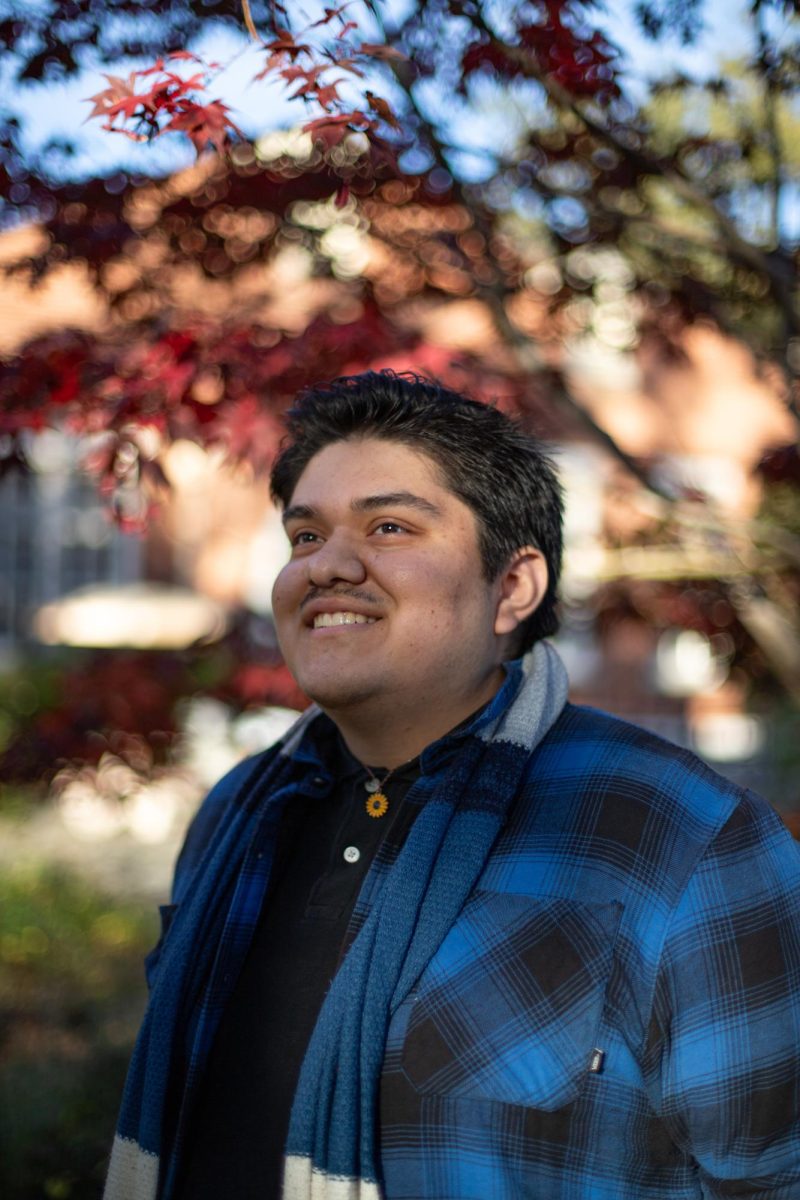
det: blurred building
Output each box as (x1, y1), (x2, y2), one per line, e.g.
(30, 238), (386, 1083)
(0, 185), (797, 807)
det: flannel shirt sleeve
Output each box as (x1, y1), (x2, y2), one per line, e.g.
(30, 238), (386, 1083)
(646, 790), (800, 1197)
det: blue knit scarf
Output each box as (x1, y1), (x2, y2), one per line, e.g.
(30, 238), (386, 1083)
(105, 642), (569, 1200)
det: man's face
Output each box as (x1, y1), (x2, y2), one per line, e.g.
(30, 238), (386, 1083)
(271, 436), (508, 718)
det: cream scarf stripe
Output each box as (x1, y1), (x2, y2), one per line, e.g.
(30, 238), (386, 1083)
(105, 1136), (159, 1200)
(283, 1156), (382, 1199)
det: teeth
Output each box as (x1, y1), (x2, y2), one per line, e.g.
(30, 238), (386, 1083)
(313, 612), (377, 628)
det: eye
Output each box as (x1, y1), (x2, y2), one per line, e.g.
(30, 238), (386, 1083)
(373, 520), (408, 535)
(290, 530), (321, 547)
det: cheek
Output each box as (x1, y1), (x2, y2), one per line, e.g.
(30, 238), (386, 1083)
(271, 561), (302, 616)
(392, 559), (479, 624)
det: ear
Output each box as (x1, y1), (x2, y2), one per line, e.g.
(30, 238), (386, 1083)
(493, 546), (549, 638)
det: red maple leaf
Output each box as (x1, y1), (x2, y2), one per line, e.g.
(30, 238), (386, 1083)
(84, 72), (139, 121)
(315, 81), (343, 109)
(365, 91), (401, 129)
(164, 50), (205, 64)
(323, 53), (366, 79)
(163, 100), (244, 154)
(263, 29), (311, 60)
(280, 63), (329, 85)
(309, 4), (354, 29)
(49, 363), (81, 406)
(303, 109), (372, 132)
(152, 71), (207, 97)
(358, 42), (409, 62)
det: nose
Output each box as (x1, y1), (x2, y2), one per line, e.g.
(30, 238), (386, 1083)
(306, 529), (367, 588)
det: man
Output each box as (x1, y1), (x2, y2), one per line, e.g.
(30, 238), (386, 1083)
(106, 372), (800, 1200)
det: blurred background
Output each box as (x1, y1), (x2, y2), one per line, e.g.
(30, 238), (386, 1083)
(1, 1), (799, 1195)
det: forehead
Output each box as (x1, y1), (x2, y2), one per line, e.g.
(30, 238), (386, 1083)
(288, 436), (452, 504)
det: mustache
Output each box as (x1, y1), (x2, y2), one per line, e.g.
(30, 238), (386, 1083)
(300, 586), (382, 611)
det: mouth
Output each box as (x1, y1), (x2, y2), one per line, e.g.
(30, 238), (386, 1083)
(312, 611), (379, 629)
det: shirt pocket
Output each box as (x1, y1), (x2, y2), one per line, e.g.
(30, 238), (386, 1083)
(400, 892), (622, 1111)
(144, 902), (179, 991)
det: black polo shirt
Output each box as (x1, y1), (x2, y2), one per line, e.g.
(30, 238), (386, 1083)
(175, 735), (422, 1200)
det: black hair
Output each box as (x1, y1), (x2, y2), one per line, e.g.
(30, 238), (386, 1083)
(270, 370), (563, 654)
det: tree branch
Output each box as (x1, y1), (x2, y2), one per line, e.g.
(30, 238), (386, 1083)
(466, 7), (800, 346)
(379, 12), (800, 698)
(381, 61), (672, 498)
(753, 0), (784, 249)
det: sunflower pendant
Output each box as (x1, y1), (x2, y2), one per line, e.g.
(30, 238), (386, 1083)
(365, 791), (389, 818)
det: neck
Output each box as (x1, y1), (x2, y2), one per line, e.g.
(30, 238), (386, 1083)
(326, 666), (506, 768)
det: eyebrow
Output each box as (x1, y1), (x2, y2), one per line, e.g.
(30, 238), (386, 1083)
(282, 491), (442, 525)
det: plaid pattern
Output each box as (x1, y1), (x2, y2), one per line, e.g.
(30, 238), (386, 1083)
(399, 894), (622, 1108)
(145, 694), (800, 1199)
(380, 704), (800, 1198)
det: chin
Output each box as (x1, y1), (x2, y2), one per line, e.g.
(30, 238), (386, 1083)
(297, 674), (379, 713)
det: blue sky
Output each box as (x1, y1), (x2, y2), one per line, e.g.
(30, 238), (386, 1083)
(9, 0), (756, 182)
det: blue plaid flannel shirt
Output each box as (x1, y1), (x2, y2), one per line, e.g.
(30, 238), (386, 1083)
(155, 698), (800, 1199)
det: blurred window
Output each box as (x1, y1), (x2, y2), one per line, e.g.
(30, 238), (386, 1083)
(0, 435), (142, 647)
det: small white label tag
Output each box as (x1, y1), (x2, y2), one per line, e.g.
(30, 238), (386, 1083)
(589, 1048), (605, 1074)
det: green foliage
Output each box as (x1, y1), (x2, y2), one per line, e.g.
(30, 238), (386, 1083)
(759, 480), (800, 537)
(0, 660), (64, 756)
(0, 866), (158, 1200)
(0, 784), (45, 820)
(646, 59), (800, 198)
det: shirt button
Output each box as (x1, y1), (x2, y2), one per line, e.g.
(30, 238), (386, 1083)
(343, 845), (361, 864)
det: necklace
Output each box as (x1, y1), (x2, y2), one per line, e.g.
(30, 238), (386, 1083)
(363, 765), (397, 819)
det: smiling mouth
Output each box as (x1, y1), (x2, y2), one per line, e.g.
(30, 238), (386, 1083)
(312, 612), (378, 629)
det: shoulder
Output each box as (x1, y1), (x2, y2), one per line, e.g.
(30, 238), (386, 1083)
(507, 702), (795, 911)
(534, 701), (745, 824)
(544, 700), (725, 769)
